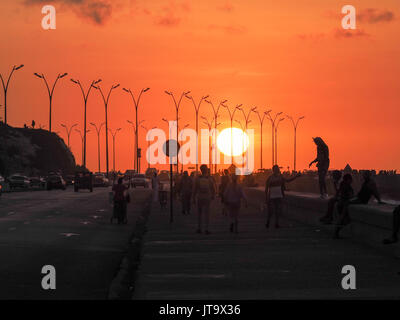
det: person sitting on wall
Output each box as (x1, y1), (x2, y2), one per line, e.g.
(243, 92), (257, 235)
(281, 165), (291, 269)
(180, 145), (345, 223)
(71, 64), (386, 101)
(383, 205), (400, 244)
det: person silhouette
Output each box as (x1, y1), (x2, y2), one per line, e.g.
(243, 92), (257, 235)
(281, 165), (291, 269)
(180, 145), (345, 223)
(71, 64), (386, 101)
(309, 137), (330, 199)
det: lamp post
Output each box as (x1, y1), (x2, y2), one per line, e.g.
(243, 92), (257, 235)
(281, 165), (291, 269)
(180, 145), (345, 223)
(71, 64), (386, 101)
(177, 124), (189, 172)
(60, 123), (77, 148)
(274, 117), (285, 166)
(223, 103), (242, 164)
(239, 107), (257, 169)
(265, 111), (283, 166)
(185, 94), (209, 173)
(123, 87), (150, 173)
(70, 78), (102, 169)
(0, 64), (24, 125)
(164, 90), (190, 173)
(205, 99), (227, 174)
(286, 115), (305, 172)
(256, 109), (271, 170)
(235, 119), (246, 166)
(34, 72), (68, 132)
(127, 119), (143, 171)
(90, 122), (105, 173)
(109, 128), (122, 172)
(92, 83), (120, 177)
(75, 128), (90, 166)
(141, 125), (156, 170)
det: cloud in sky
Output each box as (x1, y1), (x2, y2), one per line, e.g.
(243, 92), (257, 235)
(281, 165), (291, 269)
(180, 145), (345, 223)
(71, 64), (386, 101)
(23, 0), (113, 25)
(357, 8), (395, 24)
(208, 24), (246, 35)
(324, 8), (395, 25)
(334, 28), (370, 39)
(217, 2), (234, 13)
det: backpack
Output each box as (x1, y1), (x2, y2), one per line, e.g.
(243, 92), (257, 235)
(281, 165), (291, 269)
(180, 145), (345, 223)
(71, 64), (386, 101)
(197, 176), (211, 199)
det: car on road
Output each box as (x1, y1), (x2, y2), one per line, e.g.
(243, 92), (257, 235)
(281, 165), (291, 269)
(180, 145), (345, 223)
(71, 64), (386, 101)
(46, 175), (67, 190)
(64, 175), (75, 186)
(8, 174), (31, 189)
(74, 172), (93, 192)
(0, 175), (4, 196)
(131, 174), (150, 188)
(29, 177), (46, 189)
(93, 173), (109, 187)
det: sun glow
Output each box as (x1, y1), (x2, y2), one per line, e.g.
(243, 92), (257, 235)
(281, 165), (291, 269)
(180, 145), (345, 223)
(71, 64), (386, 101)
(217, 127), (249, 157)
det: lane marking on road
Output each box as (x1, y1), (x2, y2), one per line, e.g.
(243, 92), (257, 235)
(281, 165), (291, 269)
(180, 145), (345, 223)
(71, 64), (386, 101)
(90, 215), (101, 219)
(96, 209), (106, 212)
(59, 233), (80, 237)
(7, 212), (15, 216)
(81, 221), (92, 225)
(145, 273), (229, 279)
(8, 227), (17, 231)
(23, 221), (30, 225)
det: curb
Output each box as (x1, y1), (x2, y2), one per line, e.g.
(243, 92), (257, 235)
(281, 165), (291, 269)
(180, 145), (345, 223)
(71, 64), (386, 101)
(108, 194), (151, 300)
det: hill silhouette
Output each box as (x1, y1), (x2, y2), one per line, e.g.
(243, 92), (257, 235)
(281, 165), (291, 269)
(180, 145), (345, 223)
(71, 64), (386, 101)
(0, 123), (76, 177)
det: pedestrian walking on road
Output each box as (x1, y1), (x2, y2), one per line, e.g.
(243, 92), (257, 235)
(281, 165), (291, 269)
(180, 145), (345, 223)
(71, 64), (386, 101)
(180, 171), (193, 215)
(192, 164), (215, 234)
(309, 137), (330, 199)
(151, 172), (159, 203)
(224, 174), (248, 233)
(265, 165), (301, 228)
(320, 170), (342, 224)
(219, 169), (230, 216)
(112, 177), (128, 224)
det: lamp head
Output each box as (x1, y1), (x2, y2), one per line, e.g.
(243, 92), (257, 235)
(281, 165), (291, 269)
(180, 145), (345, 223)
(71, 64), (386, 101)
(34, 73), (43, 79)
(143, 87), (150, 92)
(16, 64), (24, 70)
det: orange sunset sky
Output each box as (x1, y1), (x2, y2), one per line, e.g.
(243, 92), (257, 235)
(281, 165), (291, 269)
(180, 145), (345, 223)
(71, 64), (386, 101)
(1, 0), (399, 173)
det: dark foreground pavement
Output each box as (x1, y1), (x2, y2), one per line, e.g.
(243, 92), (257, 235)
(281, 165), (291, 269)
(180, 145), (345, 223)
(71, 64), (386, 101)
(133, 194), (400, 299)
(0, 187), (151, 299)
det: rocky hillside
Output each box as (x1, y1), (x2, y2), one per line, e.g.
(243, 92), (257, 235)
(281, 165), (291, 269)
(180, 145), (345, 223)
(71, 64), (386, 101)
(0, 123), (76, 177)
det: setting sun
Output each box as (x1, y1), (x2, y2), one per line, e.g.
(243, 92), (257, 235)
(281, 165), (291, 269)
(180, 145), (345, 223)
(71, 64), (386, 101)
(217, 127), (249, 157)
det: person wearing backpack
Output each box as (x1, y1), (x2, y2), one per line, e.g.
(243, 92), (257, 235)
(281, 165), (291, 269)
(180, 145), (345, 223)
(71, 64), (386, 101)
(224, 174), (248, 233)
(192, 164), (215, 234)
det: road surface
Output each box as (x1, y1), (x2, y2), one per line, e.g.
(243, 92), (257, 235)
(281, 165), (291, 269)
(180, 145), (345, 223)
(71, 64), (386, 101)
(0, 187), (150, 299)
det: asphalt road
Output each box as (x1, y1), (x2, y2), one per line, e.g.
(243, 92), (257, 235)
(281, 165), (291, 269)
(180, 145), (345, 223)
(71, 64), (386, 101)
(134, 193), (400, 299)
(0, 187), (150, 299)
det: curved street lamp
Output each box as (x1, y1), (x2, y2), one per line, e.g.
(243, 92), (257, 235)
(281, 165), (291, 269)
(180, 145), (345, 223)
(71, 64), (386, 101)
(205, 99), (227, 174)
(90, 122), (105, 173)
(75, 128), (90, 166)
(164, 90), (190, 173)
(123, 87), (150, 173)
(60, 123), (77, 148)
(70, 78), (102, 168)
(93, 83), (120, 176)
(286, 115), (305, 172)
(0, 64), (24, 125)
(34, 72), (68, 132)
(274, 117), (285, 166)
(185, 94), (209, 173)
(109, 128), (122, 172)
(256, 109), (271, 170)
(223, 103), (242, 164)
(265, 111), (283, 166)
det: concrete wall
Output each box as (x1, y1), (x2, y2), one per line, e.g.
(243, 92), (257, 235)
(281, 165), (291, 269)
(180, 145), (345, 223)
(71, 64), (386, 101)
(245, 188), (400, 259)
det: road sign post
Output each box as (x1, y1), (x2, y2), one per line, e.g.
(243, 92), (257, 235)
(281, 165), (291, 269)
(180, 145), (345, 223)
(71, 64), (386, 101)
(163, 139), (180, 223)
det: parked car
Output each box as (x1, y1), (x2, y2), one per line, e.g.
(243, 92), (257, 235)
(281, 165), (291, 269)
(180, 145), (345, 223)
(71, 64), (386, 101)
(64, 175), (75, 186)
(0, 175), (4, 196)
(74, 172), (93, 192)
(46, 175), (67, 190)
(8, 175), (30, 189)
(93, 173), (109, 187)
(29, 177), (46, 189)
(131, 174), (150, 188)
